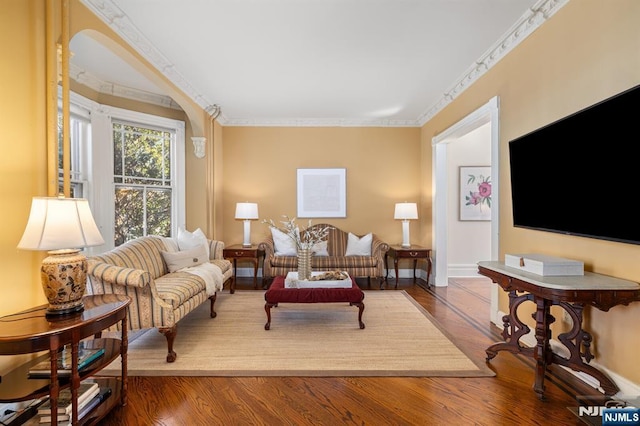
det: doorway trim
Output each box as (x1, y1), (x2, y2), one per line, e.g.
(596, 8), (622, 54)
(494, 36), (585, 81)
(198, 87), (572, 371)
(432, 96), (500, 323)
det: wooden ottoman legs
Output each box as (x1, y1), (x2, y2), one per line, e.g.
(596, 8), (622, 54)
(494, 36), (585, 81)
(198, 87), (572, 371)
(264, 301), (365, 330)
(264, 302), (278, 330)
(350, 301), (366, 329)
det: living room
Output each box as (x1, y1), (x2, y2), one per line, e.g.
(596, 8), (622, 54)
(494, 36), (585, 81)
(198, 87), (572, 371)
(2, 0), (640, 424)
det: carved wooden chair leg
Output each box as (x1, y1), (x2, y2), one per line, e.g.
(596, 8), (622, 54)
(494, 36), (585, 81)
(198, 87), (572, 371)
(209, 294), (217, 318)
(159, 325), (177, 363)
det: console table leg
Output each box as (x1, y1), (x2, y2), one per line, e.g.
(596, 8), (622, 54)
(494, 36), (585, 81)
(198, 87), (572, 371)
(486, 291), (533, 361)
(532, 297), (554, 400)
(554, 302), (620, 395)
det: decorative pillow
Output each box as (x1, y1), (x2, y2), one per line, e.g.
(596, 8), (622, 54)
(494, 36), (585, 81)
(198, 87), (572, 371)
(161, 245), (209, 273)
(177, 227), (210, 258)
(312, 240), (329, 256)
(345, 232), (372, 256)
(161, 236), (180, 253)
(271, 227), (298, 256)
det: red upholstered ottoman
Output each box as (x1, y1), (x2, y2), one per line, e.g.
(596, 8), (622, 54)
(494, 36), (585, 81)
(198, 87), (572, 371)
(264, 276), (365, 330)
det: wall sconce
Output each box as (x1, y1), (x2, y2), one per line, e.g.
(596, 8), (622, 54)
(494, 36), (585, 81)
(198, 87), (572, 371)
(394, 202), (418, 248)
(192, 136), (206, 159)
(17, 196), (104, 316)
(235, 202), (259, 247)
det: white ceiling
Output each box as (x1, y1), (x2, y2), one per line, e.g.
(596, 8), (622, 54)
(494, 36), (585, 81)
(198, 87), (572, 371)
(74, 0), (565, 127)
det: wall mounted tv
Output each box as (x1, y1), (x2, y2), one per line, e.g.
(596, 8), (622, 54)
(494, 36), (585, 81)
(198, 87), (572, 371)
(509, 83), (640, 245)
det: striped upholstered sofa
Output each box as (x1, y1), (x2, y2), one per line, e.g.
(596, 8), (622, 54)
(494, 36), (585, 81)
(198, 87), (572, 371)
(258, 224), (389, 287)
(86, 235), (232, 362)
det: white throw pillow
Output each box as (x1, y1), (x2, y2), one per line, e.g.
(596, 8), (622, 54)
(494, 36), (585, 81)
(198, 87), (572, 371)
(161, 245), (209, 273)
(161, 237), (180, 253)
(177, 227), (210, 258)
(271, 227), (298, 256)
(345, 232), (372, 256)
(312, 240), (329, 256)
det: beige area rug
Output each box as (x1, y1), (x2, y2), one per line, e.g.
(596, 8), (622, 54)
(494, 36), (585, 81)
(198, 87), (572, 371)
(99, 291), (495, 377)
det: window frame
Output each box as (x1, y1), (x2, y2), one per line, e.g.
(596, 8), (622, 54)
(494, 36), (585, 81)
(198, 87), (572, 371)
(69, 91), (185, 252)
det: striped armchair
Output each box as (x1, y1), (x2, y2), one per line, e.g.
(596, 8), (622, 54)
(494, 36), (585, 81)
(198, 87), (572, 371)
(258, 224), (389, 287)
(86, 236), (233, 362)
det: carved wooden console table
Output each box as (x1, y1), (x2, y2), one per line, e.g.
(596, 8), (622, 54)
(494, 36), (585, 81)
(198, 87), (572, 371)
(478, 261), (640, 400)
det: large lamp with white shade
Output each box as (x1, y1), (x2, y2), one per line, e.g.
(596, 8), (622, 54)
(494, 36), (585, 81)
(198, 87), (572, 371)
(235, 202), (259, 247)
(394, 202), (418, 248)
(17, 196), (105, 316)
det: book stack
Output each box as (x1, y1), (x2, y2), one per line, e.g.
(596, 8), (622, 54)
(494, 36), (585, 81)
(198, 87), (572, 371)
(28, 342), (105, 378)
(37, 381), (112, 425)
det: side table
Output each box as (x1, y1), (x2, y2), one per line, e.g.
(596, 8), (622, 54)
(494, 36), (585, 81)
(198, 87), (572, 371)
(223, 244), (265, 291)
(0, 294), (130, 425)
(385, 245), (432, 289)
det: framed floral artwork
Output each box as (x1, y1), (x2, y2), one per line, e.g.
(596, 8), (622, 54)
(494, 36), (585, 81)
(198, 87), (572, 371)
(459, 166), (492, 221)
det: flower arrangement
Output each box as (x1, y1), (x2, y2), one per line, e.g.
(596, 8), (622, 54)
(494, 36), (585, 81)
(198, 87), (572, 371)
(262, 216), (333, 250)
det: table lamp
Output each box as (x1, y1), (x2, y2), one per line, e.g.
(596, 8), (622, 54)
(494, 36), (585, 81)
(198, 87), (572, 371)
(235, 202), (259, 247)
(394, 202), (418, 248)
(18, 196), (105, 316)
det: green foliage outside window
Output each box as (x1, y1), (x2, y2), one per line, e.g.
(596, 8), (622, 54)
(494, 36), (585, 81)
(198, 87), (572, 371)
(113, 123), (173, 246)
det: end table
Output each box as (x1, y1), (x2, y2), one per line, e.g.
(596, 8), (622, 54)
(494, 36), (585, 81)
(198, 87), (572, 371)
(223, 244), (265, 290)
(385, 245), (432, 289)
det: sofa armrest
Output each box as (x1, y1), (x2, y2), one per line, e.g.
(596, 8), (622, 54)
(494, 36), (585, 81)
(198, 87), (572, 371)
(371, 235), (390, 260)
(208, 240), (226, 260)
(258, 238), (275, 258)
(87, 261), (152, 288)
(258, 238), (275, 277)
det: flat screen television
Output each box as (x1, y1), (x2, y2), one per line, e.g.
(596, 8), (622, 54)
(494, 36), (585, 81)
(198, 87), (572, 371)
(508, 83), (640, 245)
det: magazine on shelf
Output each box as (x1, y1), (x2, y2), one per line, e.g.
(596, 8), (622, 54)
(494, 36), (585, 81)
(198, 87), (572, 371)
(36, 387), (111, 425)
(28, 342), (105, 378)
(77, 387), (113, 421)
(38, 413), (70, 423)
(37, 381), (99, 416)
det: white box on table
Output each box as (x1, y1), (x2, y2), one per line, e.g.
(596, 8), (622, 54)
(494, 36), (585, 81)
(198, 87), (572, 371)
(284, 271), (352, 288)
(504, 253), (584, 276)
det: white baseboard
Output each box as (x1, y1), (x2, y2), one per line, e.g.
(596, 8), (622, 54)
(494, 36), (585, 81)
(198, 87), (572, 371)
(448, 263), (481, 277)
(493, 309), (640, 401)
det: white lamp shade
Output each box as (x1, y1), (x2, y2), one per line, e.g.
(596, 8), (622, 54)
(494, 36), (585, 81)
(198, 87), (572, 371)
(235, 202), (259, 220)
(18, 197), (104, 251)
(394, 202), (418, 220)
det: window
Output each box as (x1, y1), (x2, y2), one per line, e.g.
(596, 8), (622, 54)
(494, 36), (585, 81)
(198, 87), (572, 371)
(66, 91), (186, 251)
(112, 122), (174, 246)
(58, 110), (90, 198)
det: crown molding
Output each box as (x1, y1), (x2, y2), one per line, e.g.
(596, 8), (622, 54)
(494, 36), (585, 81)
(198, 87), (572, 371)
(216, 116), (420, 127)
(82, 0), (567, 128)
(70, 63), (182, 110)
(416, 0), (568, 126)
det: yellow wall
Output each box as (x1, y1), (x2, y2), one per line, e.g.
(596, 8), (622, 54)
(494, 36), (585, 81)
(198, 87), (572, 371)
(420, 0), (640, 383)
(1, 1), (49, 314)
(220, 127), (422, 245)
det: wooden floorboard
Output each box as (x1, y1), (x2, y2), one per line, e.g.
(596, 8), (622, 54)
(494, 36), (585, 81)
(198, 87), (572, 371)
(99, 276), (593, 425)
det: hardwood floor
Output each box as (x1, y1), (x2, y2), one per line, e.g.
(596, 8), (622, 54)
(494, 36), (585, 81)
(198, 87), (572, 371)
(99, 276), (593, 425)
